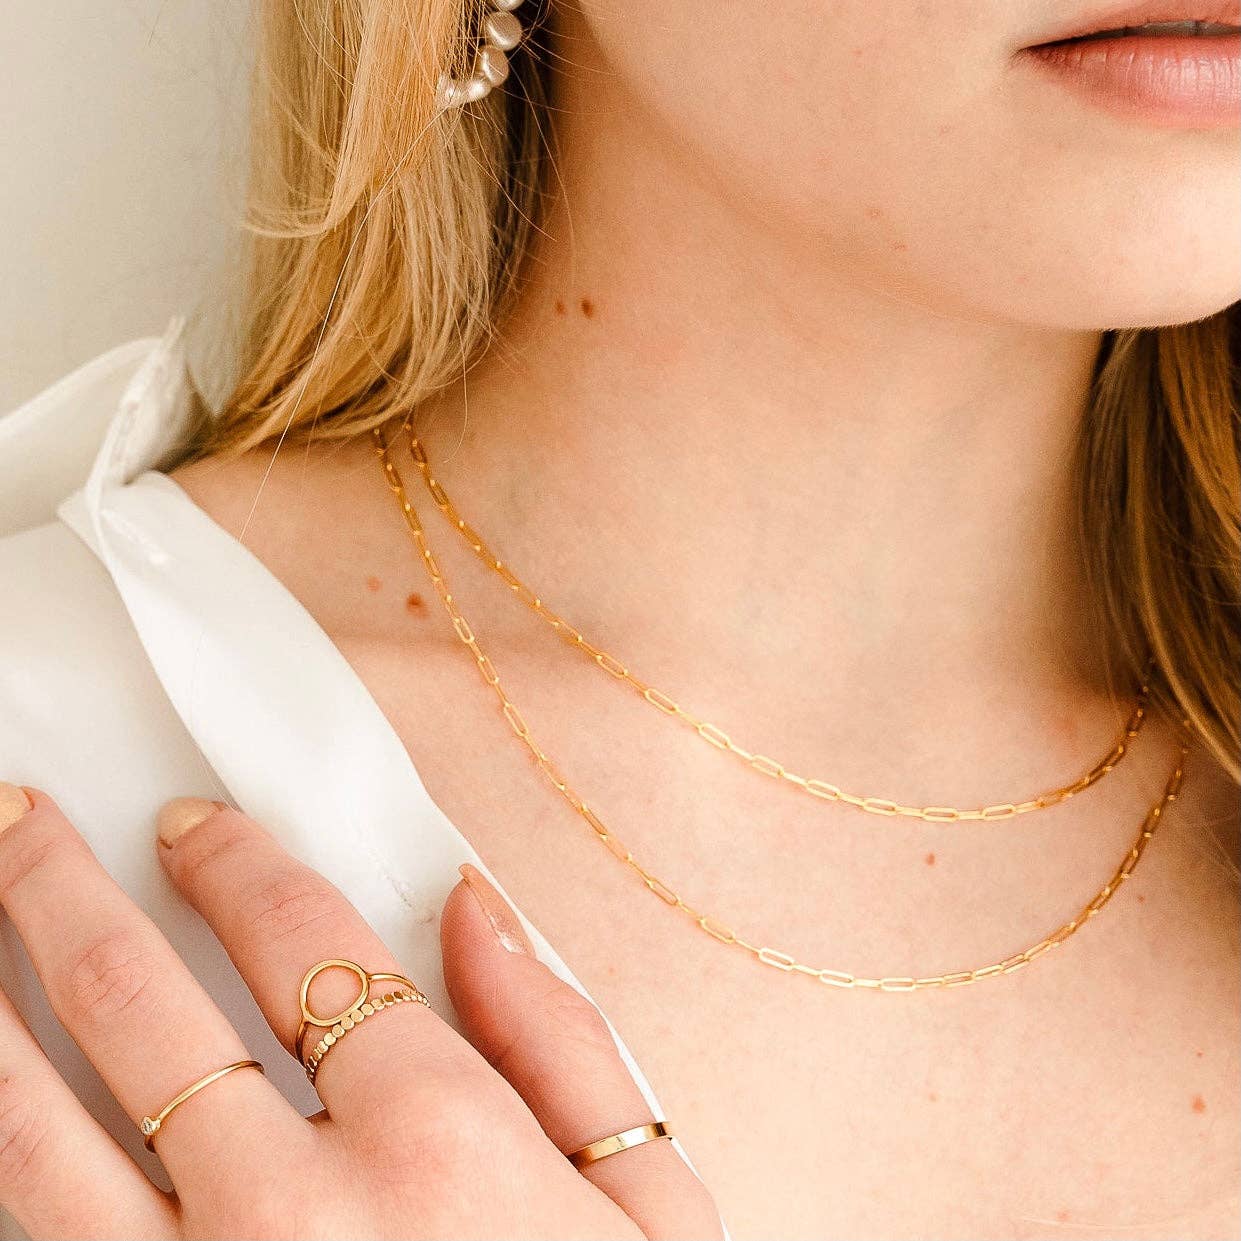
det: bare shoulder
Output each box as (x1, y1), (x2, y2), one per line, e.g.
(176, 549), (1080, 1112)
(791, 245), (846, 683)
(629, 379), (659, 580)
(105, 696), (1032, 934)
(172, 438), (379, 542)
(170, 449), (280, 543)
(169, 438), (418, 641)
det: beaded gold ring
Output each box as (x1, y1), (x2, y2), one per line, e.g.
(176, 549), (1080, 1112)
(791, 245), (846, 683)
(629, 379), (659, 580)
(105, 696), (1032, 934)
(295, 959), (431, 1084)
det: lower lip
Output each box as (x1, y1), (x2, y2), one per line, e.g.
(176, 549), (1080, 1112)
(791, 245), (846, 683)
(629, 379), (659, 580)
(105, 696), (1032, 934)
(1021, 32), (1241, 127)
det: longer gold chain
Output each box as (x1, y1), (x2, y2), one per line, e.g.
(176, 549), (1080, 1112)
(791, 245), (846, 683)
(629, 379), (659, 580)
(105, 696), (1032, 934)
(377, 429), (1188, 990)
(406, 434), (1149, 823)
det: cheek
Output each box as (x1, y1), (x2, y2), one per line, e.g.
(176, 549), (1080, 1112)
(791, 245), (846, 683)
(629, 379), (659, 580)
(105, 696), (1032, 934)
(576, 0), (1241, 330)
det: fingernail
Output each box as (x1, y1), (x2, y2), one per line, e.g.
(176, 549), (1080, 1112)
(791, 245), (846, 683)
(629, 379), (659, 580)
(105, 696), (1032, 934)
(459, 863), (533, 955)
(157, 797), (226, 847)
(0, 783), (33, 835)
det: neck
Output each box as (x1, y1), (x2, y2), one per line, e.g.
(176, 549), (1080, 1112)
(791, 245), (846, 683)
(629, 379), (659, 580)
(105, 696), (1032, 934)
(414, 31), (1111, 719)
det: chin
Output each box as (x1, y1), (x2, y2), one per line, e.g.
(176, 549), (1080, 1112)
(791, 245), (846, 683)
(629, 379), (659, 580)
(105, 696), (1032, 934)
(998, 285), (1239, 334)
(1049, 244), (1240, 332)
(1098, 298), (1240, 332)
(986, 208), (1241, 332)
(1017, 256), (1241, 330)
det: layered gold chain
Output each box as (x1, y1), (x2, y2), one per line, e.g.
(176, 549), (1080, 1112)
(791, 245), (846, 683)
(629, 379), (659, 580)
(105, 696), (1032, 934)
(377, 428), (1188, 991)
(406, 435), (1148, 823)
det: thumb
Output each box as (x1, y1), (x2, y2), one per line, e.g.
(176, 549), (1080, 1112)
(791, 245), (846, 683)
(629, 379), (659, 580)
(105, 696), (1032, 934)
(441, 863), (722, 1241)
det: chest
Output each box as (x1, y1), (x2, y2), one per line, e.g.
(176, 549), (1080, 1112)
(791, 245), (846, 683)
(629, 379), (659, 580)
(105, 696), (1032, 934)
(348, 635), (1240, 1239)
(487, 822), (1238, 1239)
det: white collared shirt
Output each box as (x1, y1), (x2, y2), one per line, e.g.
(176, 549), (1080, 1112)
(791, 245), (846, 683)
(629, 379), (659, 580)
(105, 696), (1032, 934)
(0, 322), (711, 1238)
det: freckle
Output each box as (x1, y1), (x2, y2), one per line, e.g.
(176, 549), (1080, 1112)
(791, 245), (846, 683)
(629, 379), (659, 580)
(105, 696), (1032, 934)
(925, 852), (936, 866)
(865, 205), (883, 220)
(851, 46), (864, 57)
(927, 1091), (938, 1102)
(937, 123), (951, 135)
(554, 299), (566, 315)
(365, 575), (382, 592)
(1192, 1094), (1206, 1113)
(406, 592), (426, 615)
(893, 241), (908, 252)
(1196, 1050), (1204, 1058)
(580, 297), (596, 318)
(1056, 1209), (1071, 1223)
(1136, 893), (1146, 903)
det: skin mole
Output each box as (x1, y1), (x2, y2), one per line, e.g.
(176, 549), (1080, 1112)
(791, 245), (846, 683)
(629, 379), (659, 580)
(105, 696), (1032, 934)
(580, 297), (596, 318)
(406, 592), (427, 615)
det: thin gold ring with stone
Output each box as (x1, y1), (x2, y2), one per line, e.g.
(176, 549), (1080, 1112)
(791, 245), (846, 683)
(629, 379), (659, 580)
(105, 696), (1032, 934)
(296, 959), (430, 1084)
(139, 1060), (264, 1150)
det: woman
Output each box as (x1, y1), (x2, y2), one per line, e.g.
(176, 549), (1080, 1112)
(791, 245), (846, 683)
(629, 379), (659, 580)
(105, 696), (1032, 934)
(1, 1), (1238, 1237)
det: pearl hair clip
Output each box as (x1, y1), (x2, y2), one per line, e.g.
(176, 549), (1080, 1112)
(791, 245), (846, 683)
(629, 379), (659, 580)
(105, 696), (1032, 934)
(436, 0), (526, 111)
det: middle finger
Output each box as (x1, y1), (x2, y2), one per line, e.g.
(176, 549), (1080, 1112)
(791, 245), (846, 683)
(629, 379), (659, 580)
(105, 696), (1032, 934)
(155, 798), (483, 1126)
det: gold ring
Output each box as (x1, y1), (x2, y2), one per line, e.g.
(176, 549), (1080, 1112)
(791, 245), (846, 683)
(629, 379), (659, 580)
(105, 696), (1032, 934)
(138, 1060), (264, 1150)
(567, 1121), (673, 1169)
(295, 959), (430, 1083)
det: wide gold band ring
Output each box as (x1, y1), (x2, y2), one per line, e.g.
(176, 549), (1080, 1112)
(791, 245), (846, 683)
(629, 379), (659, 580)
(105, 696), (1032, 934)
(295, 958), (430, 1084)
(139, 1060), (264, 1150)
(567, 1120), (674, 1169)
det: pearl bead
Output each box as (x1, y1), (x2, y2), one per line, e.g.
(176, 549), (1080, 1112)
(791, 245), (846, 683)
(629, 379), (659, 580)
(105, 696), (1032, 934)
(435, 1), (526, 112)
(479, 44), (511, 87)
(485, 10), (523, 51)
(437, 73), (491, 110)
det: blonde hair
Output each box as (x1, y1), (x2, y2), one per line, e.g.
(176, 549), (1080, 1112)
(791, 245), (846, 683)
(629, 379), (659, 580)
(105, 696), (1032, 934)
(199, 0), (1240, 782)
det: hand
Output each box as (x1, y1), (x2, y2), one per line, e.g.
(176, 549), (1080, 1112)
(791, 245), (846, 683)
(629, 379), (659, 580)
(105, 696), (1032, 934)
(0, 787), (722, 1240)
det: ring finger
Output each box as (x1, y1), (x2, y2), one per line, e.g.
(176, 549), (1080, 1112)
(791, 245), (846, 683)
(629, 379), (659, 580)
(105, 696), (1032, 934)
(0, 788), (295, 1184)
(0, 983), (175, 1240)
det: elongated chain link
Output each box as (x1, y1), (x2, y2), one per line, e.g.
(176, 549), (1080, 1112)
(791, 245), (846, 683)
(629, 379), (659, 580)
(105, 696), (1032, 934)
(406, 433), (1149, 823)
(377, 429), (1188, 990)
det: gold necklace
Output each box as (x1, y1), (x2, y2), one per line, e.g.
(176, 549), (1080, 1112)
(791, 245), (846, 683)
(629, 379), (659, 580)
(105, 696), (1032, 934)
(377, 427), (1188, 990)
(405, 434), (1149, 823)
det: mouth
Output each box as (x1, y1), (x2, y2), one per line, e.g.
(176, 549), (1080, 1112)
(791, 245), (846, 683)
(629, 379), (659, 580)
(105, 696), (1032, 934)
(1018, 8), (1241, 127)
(1023, 4), (1241, 45)
(1058, 17), (1240, 38)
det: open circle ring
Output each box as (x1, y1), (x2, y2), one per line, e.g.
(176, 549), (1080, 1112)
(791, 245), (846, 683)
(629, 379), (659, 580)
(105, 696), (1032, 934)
(294, 959), (431, 1083)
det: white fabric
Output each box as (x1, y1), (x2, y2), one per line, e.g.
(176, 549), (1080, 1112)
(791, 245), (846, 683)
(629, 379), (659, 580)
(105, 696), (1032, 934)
(0, 322), (714, 1239)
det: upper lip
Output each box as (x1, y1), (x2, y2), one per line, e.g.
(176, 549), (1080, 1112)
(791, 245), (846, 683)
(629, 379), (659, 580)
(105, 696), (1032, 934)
(1021, 2), (1241, 46)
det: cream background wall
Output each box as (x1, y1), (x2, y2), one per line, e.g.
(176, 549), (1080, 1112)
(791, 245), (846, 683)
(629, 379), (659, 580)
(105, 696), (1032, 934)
(1, 3), (249, 411)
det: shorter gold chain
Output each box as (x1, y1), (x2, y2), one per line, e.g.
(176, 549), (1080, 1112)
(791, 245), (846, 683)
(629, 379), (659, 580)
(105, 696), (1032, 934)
(407, 433), (1149, 823)
(378, 429), (1189, 991)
